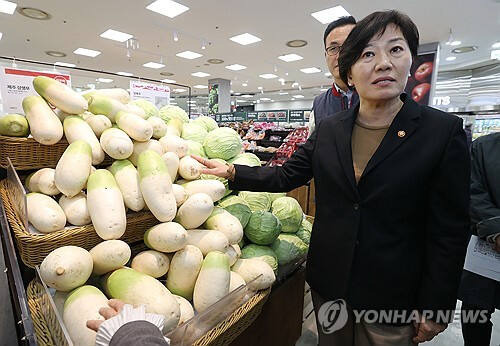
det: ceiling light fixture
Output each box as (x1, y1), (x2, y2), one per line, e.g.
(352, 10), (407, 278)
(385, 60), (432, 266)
(176, 50), (203, 59)
(191, 72), (210, 77)
(173, 88), (186, 92)
(286, 40), (307, 48)
(160, 71), (174, 76)
(445, 56), (457, 61)
(73, 48), (101, 57)
(207, 58), (224, 64)
(146, 0), (189, 18)
(242, 83), (248, 87)
(193, 85), (208, 89)
(259, 74), (277, 79)
(17, 7), (50, 20)
(54, 62), (76, 68)
(230, 33), (262, 46)
(173, 31), (179, 42)
(293, 95), (304, 99)
(451, 46), (478, 54)
(278, 53), (303, 62)
(260, 98), (271, 101)
(225, 64), (247, 71)
(97, 78), (113, 83)
(100, 29), (133, 42)
(161, 79), (176, 83)
(201, 40), (207, 50)
(0, 0), (16, 14)
(117, 72), (134, 77)
(300, 67), (321, 74)
(241, 94), (253, 98)
(143, 61), (165, 69)
(311, 6), (350, 24)
(491, 50), (500, 60)
(45, 50), (66, 57)
(491, 42), (500, 49)
(0, 32), (3, 41)
(279, 92), (289, 95)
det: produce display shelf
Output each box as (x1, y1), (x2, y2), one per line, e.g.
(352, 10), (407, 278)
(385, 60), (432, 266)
(255, 139), (283, 148)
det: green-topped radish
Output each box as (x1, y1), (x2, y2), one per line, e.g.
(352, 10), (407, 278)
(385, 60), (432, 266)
(172, 184), (187, 207)
(131, 250), (170, 278)
(63, 116), (104, 165)
(83, 88), (130, 104)
(193, 251), (230, 312)
(162, 152), (179, 182)
(27, 192), (66, 233)
(55, 140), (92, 197)
(89, 240), (131, 275)
(182, 180), (226, 202)
(59, 192), (91, 226)
(174, 295), (194, 325)
(0, 114), (29, 137)
(86, 94), (126, 122)
(144, 222), (187, 253)
(115, 111), (153, 142)
(108, 160), (144, 212)
(25, 168), (59, 195)
(148, 116), (167, 139)
(185, 229), (229, 256)
(231, 258), (276, 291)
(128, 139), (163, 166)
(99, 127), (133, 159)
(22, 95), (63, 144)
(33, 76), (87, 114)
(85, 114), (111, 138)
(229, 271), (246, 292)
(178, 156), (203, 180)
(204, 208), (243, 244)
(159, 135), (188, 158)
(166, 245), (203, 301)
(175, 193), (213, 229)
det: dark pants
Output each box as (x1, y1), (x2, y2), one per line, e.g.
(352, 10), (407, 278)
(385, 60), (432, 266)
(460, 302), (495, 346)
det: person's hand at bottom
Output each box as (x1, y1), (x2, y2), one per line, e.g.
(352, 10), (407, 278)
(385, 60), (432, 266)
(412, 314), (446, 343)
(86, 299), (125, 332)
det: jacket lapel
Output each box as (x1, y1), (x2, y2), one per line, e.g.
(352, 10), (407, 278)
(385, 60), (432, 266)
(361, 96), (421, 179)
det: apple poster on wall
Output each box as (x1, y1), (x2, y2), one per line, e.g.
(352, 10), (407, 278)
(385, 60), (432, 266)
(405, 52), (435, 106)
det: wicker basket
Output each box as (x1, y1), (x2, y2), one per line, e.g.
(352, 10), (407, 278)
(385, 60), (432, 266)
(0, 179), (159, 268)
(27, 277), (270, 346)
(0, 135), (113, 170)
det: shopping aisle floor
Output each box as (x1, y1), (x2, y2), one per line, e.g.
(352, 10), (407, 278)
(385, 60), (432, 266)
(296, 286), (500, 346)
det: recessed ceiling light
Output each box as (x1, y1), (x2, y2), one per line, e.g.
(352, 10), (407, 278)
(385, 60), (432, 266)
(100, 29), (133, 42)
(491, 42), (500, 49)
(278, 53), (303, 62)
(45, 51), (66, 57)
(491, 50), (500, 60)
(17, 7), (50, 20)
(0, 0), (16, 14)
(451, 46), (477, 54)
(54, 62), (76, 68)
(97, 78), (113, 83)
(449, 40), (462, 46)
(260, 98), (271, 101)
(257, 87), (263, 90)
(236, 99), (248, 103)
(143, 62), (165, 69)
(311, 5), (350, 24)
(293, 95), (304, 98)
(259, 74), (277, 79)
(445, 56), (457, 61)
(191, 72), (210, 77)
(230, 33), (262, 46)
(301, 67), (321, 74)
(161, 79), (176, 83)
(173, 88), (186, 92)
(234, 92), (241, 96)
(193, 85), (208, 89)
(117, 72), (134, 77)
(325, 72), (332, 77)
(286, 40), (307, 48)
(279, 92), (289, 95)
(242, 83), (248, 87)
(146, 0), (189, 18)
(0, 32), (3, 41)
(226, 64), (247, 71)
(241, 94), (253, 98)
(207, 58), (224, 64)
(73, 48), (101, 57)
(160, 71), (174, 76)
(176, 50), (203, 59)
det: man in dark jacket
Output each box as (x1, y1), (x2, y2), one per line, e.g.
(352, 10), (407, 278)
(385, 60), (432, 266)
(459, 132), (500, 346)
(308, 16), (359, 135)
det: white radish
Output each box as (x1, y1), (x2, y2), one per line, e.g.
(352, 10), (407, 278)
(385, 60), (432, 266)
(175, 193), (214, 229)
(27, 193), (66, 233)
(125, 103), (147, 118)
(159, 135), (188, 158)
(63, 116), (105, 165)
(144, 222), (187, 253)
(22, 95), (63, 145)
(63, 286), (108, 346)
(59, 193), (91, 226)
(172, 184), (187, 207)
(162, 152), (179, 183)
(99, 128), (133, 159)
(148, 116), (167, 139)
(128, 139), (163, 166)
(174, 295), (195, 325)
(115, 111), (153, 142)
(25, 168), (59, 195)
(86, 170), (126, 240)
(83, 88), (130, 104)
(55, 140), (92, 197)
(229, 271), (246, 292)
(178, 156), (203, 180)
(204, 208), (244, 244)
(85, 114), (112, 138)
(193, 251), (230, 313)
(166, 245), (203, 301)
(40, 246), (93, 291)
(137, 150), (177, 222)
(224, 244), (240, 266)
(89, 240), (131, 275)
(131, 250), (170, 278)
(231, 258), (276, 291)
(183, 180), (226, 202)
(86, 95), (126, 123)
(185, 229), (229, 256)
(33, 76), (88, 114)
(108, 160), (144, 212)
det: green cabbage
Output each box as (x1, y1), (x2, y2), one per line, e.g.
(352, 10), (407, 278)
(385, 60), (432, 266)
(271, 197), (303, 233)
(267, 193), (287, 203)
(244, 211), (281, 245)
(186, 140), (207, 157)
(271, 234), (308, 266)
(218, 195), (252, 228)
(241, 244), (278, 273)
(238, 191), (272, 212)
(181, 122), (208, 144)
(130, 99), (159, 119)
(194, 116), (218, 132)
(203, 127), (242, 160)
(229, 153), (262, 167)
(159, 105), (189, 123)
(296, 219), (312, 245)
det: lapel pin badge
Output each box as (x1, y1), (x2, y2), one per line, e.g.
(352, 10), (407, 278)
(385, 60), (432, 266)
(397, 130), (406, 138)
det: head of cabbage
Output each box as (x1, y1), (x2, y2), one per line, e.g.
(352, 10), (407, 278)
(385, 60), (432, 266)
(203, 127), (242, 160)
(229, 153), (262, 167)
(271, 234), (308, 266)
(296, 218), (312, 245)
(271, 196), (303, 233)
(238, 191), (271, 212)
(193, 116), (218, 132)
(244, 211), (281, 245)
(130, 99), (159, 119)
(241, 244), (278, 273)
(181, 122), (208, 144)
(159, 105), (189, 123)
(186, 140), (207, 157)
(268, 192), (287, 203)
(218, 195), (251, 227)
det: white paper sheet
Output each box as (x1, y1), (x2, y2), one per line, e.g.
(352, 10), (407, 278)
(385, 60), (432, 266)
(463, 235), (500, 282)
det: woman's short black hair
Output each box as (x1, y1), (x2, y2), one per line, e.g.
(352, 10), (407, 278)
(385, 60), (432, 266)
(338, 10), (419, 86)
(323, 16), (356, 48)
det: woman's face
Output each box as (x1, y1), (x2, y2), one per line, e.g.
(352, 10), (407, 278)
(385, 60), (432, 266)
(348, 24), (412, 103)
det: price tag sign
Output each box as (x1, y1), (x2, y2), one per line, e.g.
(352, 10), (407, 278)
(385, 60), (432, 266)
(130, 81), (170, 109)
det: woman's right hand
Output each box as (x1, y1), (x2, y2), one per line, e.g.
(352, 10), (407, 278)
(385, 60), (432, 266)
(191, 155), (230, 178)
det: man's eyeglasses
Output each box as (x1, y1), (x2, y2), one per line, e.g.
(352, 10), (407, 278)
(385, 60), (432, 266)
(326, 45), (341, 56)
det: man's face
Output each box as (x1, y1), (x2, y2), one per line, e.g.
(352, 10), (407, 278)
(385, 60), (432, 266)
(325, 24), (355, 85)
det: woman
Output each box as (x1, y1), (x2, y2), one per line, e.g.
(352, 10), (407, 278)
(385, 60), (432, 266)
(194, 10), (470, 346)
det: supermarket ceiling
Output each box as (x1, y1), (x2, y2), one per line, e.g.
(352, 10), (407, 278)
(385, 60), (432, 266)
(0, 0), (499, 97)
